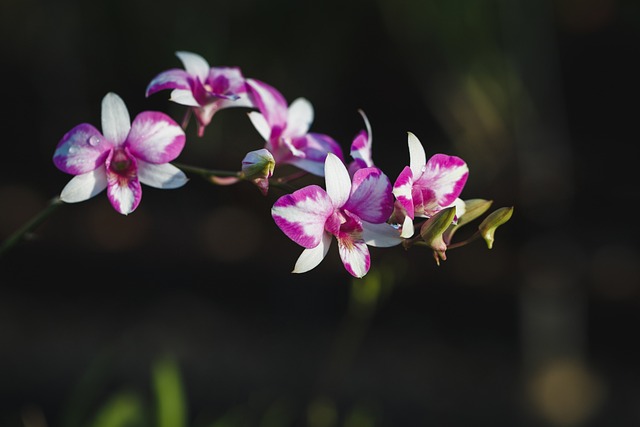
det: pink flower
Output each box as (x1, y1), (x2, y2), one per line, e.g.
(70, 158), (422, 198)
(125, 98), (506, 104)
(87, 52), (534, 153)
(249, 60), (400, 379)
(246, 79), (344, 176)
(392, 132), (468, 237)
(271, 153), (401, 278)
(53, 92), (187, 215)
(145, 51), (253, 136)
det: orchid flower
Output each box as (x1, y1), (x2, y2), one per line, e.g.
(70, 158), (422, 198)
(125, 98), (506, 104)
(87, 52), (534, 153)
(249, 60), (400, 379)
(271, 153), (401, 278)
(246, 79), (344, 177)
(392, 132), (469, 238)
(145, 51), (253, 137)
(53, 92), (187, 215)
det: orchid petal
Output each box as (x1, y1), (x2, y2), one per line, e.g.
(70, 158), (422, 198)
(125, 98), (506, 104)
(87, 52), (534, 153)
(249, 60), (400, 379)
(285, 98), (314, 137)
(344, 167), (393, 224)
(206, 67), (246, 96)
(169, 89), (200, 107)
(400, 215), (415, 238)
(392, 166), (415, 220)
(408, 132), (426, 178)
(59, 166), (108, 203)
(145, 69), (191, 97)
(247, 111), (271, 141)
(101, 93), (131, 146)
(271, 185), (334, 248)
(324, 153), (351, 208)
(361, 221), (403, 247)
(338, 238), (370, 278)
(126, 112), (185, 163)
(53, 124), (111, 174)
(292, 232), (332, 274)
(106, 169), (142, 215)
(137, 161), (188, 189)
(175, 51), (209, 82)
(417, 154), (469, 208)
(246, 79), (288, 128)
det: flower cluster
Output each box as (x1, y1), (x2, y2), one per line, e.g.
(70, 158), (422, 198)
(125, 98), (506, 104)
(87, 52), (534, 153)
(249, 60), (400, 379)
(51, 51), (513, 278)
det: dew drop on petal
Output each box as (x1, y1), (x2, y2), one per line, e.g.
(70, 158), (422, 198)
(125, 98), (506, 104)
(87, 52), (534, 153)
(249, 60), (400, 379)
(88, 136), (100, 146)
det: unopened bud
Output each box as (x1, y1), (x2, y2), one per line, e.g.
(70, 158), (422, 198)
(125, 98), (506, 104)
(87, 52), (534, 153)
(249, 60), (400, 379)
(419, 206), (456, 265)
(443, 199), (493, 244)
(240, 149), (275, 196)
(478, 206), (513, 249)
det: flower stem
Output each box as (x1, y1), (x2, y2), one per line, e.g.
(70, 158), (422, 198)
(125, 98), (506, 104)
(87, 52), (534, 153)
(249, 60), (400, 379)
(0, 196), (64, 257)
(173, 163), (241, 180)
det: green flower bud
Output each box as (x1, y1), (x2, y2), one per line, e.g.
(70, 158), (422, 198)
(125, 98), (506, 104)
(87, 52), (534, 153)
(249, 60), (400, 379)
(443, 199), (493, 244)
(240, 149), (275, 196)
(419, 206), (457, 265)
(478, 206), (514, 249)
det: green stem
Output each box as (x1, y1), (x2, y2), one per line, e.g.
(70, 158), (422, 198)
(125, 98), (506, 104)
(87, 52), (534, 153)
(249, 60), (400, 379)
(173, 163), (241, 180)
(0, 196), (64, 257)
(446, 231), (483, 250)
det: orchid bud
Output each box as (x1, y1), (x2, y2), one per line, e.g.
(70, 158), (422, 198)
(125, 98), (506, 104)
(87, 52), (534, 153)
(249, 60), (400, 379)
(419, 206), (457, 265)
(443, 199), (493, 244)
(478, 206), (514, 249)
(240, 149), (275, 196)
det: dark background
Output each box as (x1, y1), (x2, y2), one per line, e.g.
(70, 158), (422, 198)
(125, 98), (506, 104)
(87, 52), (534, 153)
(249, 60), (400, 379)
(1, 0), (639, 426)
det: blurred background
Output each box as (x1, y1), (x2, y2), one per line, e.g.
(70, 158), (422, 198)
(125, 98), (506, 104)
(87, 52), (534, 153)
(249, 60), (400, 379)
(1, 0), (639, 426)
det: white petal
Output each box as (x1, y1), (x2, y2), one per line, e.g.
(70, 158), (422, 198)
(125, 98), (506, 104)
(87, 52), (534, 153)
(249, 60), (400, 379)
(408, 132), (426, 178)
(169, 89), (200, 107)
(285, 98), (314, 137)
(137, 161), (189, 189)
(293, 233), (332, 273)
(324, 153), (351, 208)
(60, 167), (108, 203)
(362, 221), (403, 247)
(247, 111), (271, 141)
(175, 51), (210, 82)
(101, 93), (131, 145)
(400, 215), (415, 238)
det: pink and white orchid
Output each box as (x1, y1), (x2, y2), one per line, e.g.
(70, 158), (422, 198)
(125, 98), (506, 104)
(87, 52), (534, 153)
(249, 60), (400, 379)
(145, 51), (253, 137)
(271, 153), (401, 278)
(392, 132), (469, 237)
(246, 79), (344, 177)
(53, 92), (187, 215)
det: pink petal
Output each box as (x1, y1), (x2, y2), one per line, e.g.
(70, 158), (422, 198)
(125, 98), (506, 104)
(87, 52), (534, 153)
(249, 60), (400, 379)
(271, 185), (334, 248)
(338, 238), (370, 278)
(53, 124), (111, 174)
(285, 133), (344, 176)
(106, 169), (142, 215)
(415, 154), (469, 208)
(145, 69), (191, 97)
(344, 167), (393, 224)
(392, 166), (415, 220)
(126, 112), (186, 163)
(206, 67), (247, 97)
(246, 79), (288, 129)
